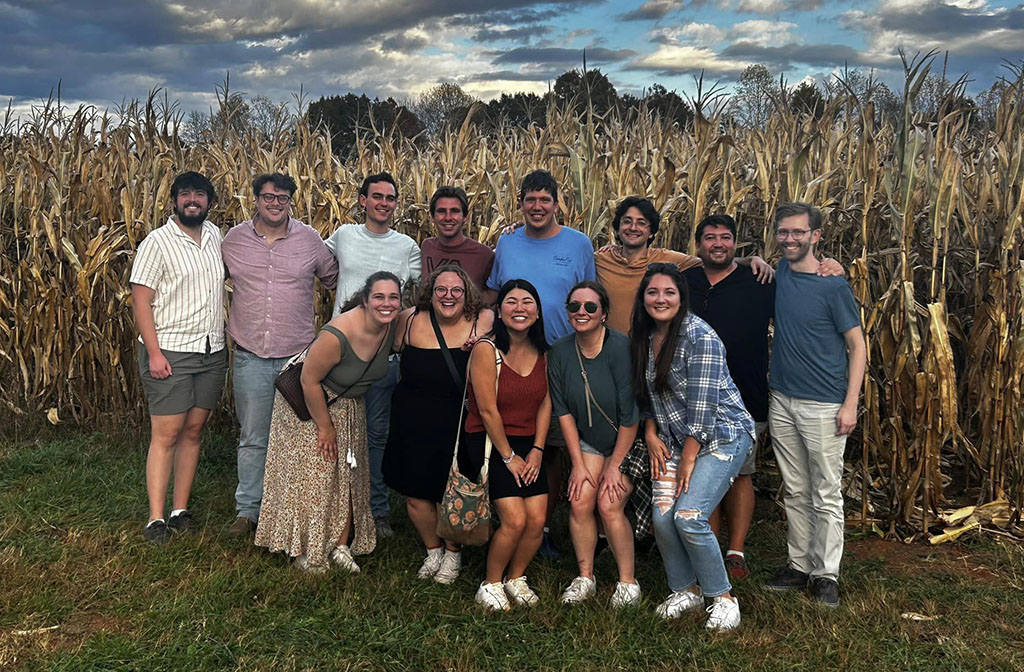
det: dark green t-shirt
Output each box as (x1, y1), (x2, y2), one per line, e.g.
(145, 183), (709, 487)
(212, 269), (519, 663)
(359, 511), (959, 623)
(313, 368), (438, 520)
(547, 329), (639, 455)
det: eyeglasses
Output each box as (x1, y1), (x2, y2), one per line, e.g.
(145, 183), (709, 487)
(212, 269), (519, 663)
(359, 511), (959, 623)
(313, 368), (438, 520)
(434, 285), (465, 298)
(566, 300), (599, 314)
(259, 193), (292, 205)
(776, 228), (812, 240)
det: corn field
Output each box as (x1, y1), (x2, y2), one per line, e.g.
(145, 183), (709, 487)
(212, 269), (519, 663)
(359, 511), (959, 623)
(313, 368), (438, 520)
(1, 60), (1022, 536)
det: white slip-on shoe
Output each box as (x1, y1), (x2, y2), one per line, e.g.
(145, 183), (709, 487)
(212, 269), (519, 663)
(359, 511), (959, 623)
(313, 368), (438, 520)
(329, 545), (361, 574)
(503, 575), (540, 607)
(433, 550), (462, 585)
(293, 554), (328, 575)
(655, 590), (704, 619)
(560, 576), (597, 604)
(610, 581), (642, 608)
(417, 547), (444, 579)
(475, 581), (511, 612)
(705, 596), (741, 631)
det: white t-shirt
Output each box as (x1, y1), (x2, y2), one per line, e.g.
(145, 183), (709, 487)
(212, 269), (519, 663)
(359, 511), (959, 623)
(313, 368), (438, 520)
(324, 224), (421, 316)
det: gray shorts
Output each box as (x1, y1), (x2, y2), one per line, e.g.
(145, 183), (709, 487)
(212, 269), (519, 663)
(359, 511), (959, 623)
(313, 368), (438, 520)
(580, 438), (612, 458)
(137, 345), (227, 416)
(738, 421), (767, 476)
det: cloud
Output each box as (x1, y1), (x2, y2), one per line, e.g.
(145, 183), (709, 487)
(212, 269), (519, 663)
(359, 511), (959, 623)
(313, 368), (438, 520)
(381, 30), (430, 53)
(619, 0), (687, 21)
(720, 41), (891, 69)
(626, 45), (750, 76)
(472, 25), (553, 43)
(491, 46), (637, 66)
(729, 19), (800, 47)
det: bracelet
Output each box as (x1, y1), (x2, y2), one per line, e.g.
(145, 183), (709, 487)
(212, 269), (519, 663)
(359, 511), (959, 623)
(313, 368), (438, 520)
(531, 445), (544, 453)
(502, 452), (515, 464)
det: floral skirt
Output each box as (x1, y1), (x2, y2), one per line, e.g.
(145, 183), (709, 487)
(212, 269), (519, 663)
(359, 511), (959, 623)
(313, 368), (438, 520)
(255, 392), (375, 566)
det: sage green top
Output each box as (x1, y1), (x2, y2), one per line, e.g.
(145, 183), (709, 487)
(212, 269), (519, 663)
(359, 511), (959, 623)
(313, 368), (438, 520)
(320, 323), (396, 398)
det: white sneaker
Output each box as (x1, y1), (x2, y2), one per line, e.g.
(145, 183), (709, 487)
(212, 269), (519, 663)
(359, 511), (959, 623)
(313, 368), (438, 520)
(503, 575), (540, 607)
(417, 547), (444, 579)
(560, 576), (597, 604)
(655, 590), (704, 619)
(292, 554), (328, 575)
(475, 581), (511, 611)
(329, 545), (361, 574)
(433, 550), (462, 585)
(610, 581), (642, 608)
(705, 596), (741, 631)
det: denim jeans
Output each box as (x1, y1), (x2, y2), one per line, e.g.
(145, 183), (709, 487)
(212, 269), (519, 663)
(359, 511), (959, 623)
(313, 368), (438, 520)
(769, 391), (847, 581)
(650, 433), (751, 597)
(364, 355), (401, 518)
(233, 349), (291, 522)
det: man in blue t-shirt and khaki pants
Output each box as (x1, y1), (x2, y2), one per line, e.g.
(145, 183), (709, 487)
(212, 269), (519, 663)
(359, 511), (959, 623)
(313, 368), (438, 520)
(764, 202), (866, 608)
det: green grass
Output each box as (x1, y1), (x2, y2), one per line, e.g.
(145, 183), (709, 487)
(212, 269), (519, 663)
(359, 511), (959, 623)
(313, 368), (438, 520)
(1, 427), (1022, 671)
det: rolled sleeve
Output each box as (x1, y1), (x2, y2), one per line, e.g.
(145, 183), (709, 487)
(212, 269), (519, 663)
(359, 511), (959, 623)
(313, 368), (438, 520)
(129, 236), (162, 290)
(315, 239), (339, 290)
(679, 333), (725, 447)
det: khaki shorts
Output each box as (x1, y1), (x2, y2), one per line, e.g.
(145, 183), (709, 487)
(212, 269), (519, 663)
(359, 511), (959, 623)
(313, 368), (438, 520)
(137, 345), (227, 416)
(738, 421), (767, 476)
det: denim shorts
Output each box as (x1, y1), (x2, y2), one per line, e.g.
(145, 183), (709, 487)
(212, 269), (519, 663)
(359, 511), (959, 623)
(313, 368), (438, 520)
(580, 438), (612, 458)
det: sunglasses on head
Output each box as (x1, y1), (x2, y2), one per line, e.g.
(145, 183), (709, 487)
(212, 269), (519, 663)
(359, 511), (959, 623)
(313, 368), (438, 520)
(566, 300), (599, 314)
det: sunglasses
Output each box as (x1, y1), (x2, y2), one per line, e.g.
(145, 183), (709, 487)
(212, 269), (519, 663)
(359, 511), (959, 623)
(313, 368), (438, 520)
(566, 300), (600, 314)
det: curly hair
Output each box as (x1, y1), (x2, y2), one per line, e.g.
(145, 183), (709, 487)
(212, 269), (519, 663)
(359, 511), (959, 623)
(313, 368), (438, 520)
(413, 264), (486, 321)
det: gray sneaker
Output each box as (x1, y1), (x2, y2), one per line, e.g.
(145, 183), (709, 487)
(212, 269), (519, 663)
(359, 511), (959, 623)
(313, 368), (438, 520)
(809, 577), (840, 608)
(374, 515), (394, 539)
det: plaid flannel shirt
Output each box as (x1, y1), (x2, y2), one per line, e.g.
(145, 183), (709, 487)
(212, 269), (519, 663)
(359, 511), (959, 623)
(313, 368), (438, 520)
(643, 314), (755, 455)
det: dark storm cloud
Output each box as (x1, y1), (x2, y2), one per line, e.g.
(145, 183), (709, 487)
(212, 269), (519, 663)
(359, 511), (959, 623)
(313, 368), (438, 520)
(720, 41), (882, 69)
(491, 46), (636, 65)
(381, 32), (430, 53)
(472, 25), (554, 43)
(844, 3), (1024, 42)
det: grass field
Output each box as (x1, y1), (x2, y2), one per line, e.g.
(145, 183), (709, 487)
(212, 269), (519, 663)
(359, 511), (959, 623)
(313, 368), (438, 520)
(1, 426), (1022, 671)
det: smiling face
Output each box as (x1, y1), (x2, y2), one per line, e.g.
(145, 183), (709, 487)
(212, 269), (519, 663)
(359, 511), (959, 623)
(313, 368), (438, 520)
(432, 197), (466, 243)
(520, 188), (557, 234)
(776, 212), (820, 264)
(365, 279), (401, 325)
(643, 273), (682, 326)
(617, 206), (653, 250)
(256, 183), (291, 228)
(500, 287), (539, 333)
(431, 271), (466, 320)
(173, 188), (210, 228)
(696, 223), (737, 270)
(567, 287), (605, 336)
(360, 180), (398, 229)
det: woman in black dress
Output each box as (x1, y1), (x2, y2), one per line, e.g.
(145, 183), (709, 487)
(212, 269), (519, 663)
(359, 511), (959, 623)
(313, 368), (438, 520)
(384, 265), (493, 584)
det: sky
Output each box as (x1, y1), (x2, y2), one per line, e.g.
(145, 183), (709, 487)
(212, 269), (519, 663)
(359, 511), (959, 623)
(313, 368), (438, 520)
(1, 0), (1022, 118)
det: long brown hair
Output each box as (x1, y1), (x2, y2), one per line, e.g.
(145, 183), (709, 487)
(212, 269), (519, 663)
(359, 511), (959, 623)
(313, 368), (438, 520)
(630, 263), (690, 406)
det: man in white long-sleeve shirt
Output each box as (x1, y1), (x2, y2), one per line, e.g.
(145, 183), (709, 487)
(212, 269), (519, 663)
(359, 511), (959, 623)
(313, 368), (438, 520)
(324, 172), (421, 537)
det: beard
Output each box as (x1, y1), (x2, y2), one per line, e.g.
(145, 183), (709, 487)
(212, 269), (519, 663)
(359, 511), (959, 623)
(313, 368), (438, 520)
(174, 203), (209, 228)
(698, 250), (735, 271)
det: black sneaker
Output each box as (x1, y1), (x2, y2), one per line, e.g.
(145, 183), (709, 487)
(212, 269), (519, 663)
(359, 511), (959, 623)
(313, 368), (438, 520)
(143, 519), (170, 545)
(167, 510), (195, 534)
(537, 531), (561, 561)
(809, 577), (840, 608)
(765, 566), (809, 592)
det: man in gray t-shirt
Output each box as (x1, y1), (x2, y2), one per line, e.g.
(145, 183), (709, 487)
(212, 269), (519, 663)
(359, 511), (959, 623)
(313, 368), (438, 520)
(324, 172), (421, 537)
(764, 202), (865, 609)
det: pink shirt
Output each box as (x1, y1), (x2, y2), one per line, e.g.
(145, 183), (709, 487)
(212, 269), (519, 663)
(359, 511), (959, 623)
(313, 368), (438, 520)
(222, 218), (338, 358)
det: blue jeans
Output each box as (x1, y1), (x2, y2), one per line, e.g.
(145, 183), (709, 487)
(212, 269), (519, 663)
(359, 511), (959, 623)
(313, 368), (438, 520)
(650, 433), (752, 597)
(233, 349), (290, 522)
(364, 355), (400, 518)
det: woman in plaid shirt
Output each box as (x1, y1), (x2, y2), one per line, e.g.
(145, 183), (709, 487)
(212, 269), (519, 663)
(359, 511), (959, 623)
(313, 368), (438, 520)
(630, 263), (755, 631)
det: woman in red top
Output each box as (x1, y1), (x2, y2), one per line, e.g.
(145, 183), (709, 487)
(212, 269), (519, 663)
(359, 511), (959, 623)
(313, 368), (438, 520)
(461, 279), (551, 611)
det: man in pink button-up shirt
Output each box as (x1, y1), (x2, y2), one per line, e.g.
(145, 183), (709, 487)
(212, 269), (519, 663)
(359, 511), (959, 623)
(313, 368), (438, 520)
(221, 172), (338, 536)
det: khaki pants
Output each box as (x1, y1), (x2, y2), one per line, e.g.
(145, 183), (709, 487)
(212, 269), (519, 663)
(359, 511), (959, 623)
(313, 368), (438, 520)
(769, 390), (847, 581)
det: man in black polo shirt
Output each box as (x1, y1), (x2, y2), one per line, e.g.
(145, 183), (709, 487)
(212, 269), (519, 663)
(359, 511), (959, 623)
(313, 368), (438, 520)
(685, 214), (841, 580)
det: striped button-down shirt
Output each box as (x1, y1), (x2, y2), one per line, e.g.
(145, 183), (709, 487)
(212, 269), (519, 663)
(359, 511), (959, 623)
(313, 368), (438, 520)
(644, 313), (754, 454)
(222, 218), (339, 358)
(129, 218), (225, 353)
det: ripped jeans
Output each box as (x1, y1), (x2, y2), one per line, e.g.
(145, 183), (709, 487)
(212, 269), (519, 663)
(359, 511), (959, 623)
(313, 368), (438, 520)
(650, 433), (752, 598)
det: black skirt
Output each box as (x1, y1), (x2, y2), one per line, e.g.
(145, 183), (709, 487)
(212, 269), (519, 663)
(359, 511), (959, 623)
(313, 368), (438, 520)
(458, 432), (549, 500)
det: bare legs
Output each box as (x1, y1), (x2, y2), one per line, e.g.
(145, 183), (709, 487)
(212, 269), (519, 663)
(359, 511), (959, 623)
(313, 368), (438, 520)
(146, 407), (210, 521)
(485, 495), (547, 583)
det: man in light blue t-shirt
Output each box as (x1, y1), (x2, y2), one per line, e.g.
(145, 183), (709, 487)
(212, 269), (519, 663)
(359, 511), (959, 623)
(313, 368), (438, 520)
(486, 170), (596, 344)
(764, 202), (865, 609)
(486, 169), (596, 560)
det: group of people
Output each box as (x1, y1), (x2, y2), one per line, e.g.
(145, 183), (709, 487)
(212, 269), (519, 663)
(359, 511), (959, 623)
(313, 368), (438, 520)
(130, 167), (864, 631)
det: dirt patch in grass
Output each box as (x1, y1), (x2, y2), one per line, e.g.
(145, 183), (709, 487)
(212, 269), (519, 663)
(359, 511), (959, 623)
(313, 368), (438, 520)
(0, 612), (132, 668)
(845, 536), (1008, 585)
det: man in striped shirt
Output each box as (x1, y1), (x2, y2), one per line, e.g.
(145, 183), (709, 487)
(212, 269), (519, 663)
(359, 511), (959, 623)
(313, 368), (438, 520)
(130, 171), (227, 544)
